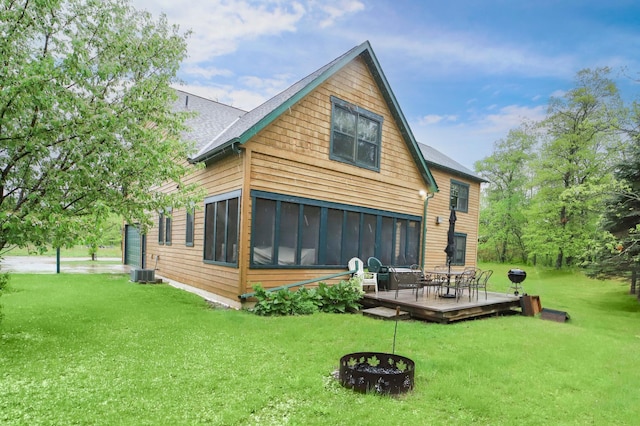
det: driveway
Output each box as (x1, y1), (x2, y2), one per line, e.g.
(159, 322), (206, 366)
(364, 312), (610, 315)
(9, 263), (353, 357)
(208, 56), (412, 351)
(0, 256), (131, 274)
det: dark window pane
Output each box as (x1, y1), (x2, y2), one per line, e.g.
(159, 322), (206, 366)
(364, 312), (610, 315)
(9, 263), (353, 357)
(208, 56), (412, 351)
(334, 107), (356, 135)
(158, 212), (164, 244)
(215, 200), (227, 262)
(186, 209), (194, 245)
(343, 211), (360, 264)
(454, 234), (467, 265)
(333, 132), (355, 161)
(357, 140), (377, 167)
(227, 198), (239, 262)
(406, 220), (420, 265)
(326, 208), (343, 265)
(379, 217), (394, 265)
(278, 202), (299, 265)
(253, 198), (276, 265)
(165, 212), (172, 244)
(394, 220), (407, 265)
(204, 204), (215, 261)
(301, 205), (320, 265)
(361, 214), (376, 262)
(358, 116), (378, 141)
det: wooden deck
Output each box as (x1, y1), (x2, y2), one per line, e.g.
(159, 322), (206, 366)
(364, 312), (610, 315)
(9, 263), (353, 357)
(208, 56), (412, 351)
(361, 288), (522, 324)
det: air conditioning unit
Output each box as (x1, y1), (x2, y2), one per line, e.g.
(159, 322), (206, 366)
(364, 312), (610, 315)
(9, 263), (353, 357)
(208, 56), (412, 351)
(130, 269), (156, 283)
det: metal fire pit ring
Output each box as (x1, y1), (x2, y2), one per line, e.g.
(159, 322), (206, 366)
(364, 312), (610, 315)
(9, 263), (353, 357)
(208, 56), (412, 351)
(338, 352), (415, 395)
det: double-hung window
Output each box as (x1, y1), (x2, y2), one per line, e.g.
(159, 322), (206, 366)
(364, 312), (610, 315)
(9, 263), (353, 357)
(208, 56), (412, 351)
(185, 208), (194, 247)
(330, 96), (382, 171)
(164, 208), (172, 245)
(204, 191), (240, 266)
(452, 233), (467, 265)
(158, 209), (172, 245)
(158, 212), (164, 245)
(450, 180), (469, 212)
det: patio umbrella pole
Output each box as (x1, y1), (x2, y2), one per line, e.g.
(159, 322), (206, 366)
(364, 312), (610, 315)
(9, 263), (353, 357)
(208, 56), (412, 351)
(441, 207), (457, 298)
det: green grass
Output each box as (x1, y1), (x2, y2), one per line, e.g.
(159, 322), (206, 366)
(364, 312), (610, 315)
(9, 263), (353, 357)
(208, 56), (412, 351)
(1, 265), (639, 425)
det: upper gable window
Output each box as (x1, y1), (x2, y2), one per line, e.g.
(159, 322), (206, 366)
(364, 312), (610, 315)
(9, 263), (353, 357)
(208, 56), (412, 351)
(330, 96), (383, 171)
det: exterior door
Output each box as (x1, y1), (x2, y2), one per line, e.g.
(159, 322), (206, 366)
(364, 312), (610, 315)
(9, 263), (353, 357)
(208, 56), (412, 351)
(124, 224), (145, 268)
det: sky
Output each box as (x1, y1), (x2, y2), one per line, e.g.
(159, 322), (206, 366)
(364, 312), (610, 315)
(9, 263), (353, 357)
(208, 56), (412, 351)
(130, 0), (640, 170)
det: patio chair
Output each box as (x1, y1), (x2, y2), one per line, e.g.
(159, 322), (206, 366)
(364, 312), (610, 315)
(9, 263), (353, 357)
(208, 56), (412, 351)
(367, 257), (389, 291)
(411, 264), (441, 298)
(348, 257), (378, 295)
(455, 269), (475, 302)
(392, 266), (422, 301)
(472, 269), (493, 301)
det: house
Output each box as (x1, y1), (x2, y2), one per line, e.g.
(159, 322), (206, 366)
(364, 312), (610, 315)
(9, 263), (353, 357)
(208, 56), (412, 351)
(123, 41), (485, 308)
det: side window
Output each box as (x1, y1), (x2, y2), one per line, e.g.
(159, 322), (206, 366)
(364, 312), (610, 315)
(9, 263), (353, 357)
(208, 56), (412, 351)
(158, 212), (164, 245)
(452, 233), (467, 265)
(164, 208), (172, 245)
(450, 180), (469, 213)
(203, 192), (240, 266)
(185, 208), (194, 247)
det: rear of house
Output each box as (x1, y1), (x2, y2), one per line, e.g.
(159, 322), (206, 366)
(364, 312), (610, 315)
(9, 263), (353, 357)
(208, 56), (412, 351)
(126, 41), (484, 307)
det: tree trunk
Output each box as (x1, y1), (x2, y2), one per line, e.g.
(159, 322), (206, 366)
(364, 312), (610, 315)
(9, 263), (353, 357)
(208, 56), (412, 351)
(631, 268), (637, 296)
(555, 249), (564, 269)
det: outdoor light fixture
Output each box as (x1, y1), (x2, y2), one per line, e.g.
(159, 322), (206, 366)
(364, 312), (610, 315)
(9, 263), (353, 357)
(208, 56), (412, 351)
(435, 216), (442, 224)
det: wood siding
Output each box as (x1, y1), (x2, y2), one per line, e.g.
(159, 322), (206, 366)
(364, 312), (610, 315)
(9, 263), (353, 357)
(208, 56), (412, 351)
(145, 56), (481, 303)
(145, 155), (245, 302)
(422, 168), (481, 270)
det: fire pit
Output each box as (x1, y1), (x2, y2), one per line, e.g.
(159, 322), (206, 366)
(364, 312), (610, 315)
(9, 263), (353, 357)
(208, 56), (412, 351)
(338, 352), (414, 395)
(507, 268), (527, 295)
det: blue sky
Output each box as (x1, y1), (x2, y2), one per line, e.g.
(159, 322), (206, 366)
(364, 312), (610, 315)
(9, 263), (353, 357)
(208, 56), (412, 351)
(131, 0), (640, 169)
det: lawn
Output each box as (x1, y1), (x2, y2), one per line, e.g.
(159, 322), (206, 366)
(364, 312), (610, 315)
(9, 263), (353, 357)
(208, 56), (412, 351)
(1, 264), (639, 425)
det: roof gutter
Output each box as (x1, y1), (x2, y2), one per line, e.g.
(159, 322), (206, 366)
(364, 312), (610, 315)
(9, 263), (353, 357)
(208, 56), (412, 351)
(189, 138), (242, 164)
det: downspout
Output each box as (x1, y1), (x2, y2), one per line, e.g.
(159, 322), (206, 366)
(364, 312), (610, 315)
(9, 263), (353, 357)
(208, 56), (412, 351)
(420, 191), (435, 271)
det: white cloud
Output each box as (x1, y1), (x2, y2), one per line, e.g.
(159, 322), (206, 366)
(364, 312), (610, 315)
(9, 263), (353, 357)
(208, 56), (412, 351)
(131, 1), (366, 67)
(418, 114), (458, 125)
(313, 0), (365, 28)
(413, 104), (547, 169)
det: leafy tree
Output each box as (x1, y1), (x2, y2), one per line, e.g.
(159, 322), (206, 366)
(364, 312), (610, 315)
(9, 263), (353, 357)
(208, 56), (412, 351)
(524, 68), (625, 268)
(475, 125), (535, 262)
(84, 212), (123, 260)
(586, 101), (640, 296)
(0, 0), (198, 256)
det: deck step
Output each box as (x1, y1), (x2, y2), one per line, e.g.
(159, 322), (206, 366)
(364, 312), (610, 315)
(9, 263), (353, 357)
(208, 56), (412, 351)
(362, 307), (410, 320)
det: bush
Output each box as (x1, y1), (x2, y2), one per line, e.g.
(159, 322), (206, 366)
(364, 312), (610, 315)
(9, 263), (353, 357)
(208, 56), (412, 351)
(250, 278), (363, 316)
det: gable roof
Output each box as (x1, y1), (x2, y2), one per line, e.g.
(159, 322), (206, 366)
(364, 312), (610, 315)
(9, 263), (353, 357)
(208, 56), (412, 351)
(418, 143), (487, 183)
(187, 41), (438, 193)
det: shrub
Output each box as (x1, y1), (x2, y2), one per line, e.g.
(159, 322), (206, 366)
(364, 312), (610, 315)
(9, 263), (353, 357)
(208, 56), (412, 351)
(250, 278), (363, 316)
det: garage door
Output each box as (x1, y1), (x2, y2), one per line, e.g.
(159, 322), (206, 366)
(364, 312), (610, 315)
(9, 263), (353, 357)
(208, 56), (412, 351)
(124, 224), (144, 268)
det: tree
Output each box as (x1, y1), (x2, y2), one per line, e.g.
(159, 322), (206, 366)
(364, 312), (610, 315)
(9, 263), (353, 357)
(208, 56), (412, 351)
(586, 101), (640, 296)
(475, 125), (535, 262)
(524, 68), (625, 268)
(0, 0), (198, 256)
